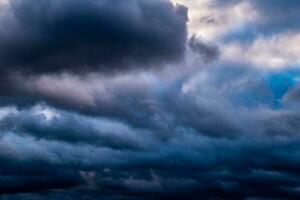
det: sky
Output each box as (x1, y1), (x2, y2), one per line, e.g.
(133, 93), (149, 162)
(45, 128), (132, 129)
(0, 0), (300, 199)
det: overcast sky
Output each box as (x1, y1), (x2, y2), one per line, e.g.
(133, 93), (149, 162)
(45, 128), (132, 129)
(1, 0), (300, 199)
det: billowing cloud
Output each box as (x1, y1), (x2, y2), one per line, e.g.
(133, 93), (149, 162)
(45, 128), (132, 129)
(0, 105), (148, 150)
(222, 32), (300, 69)
(1, 71), (243, 139)
(1, 0), (300, 199)
(173, 0), (259, 41)
(1, 62), (300, 200)
(0, 0), (188, 73)
(2, 101), (300, 199)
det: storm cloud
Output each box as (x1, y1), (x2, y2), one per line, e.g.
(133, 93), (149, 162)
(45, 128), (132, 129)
(1, 0), (300, 199)
(0, 0), (188, 73)
(2, 102), (300, 200)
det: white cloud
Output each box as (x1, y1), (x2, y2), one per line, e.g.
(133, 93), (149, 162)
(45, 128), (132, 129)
(173, 0), (258, 41)
(222, 32), (300, 69)
(0, 106), (17, 120)
(0, 0), (8, 4)
(32, 104), (60, 121)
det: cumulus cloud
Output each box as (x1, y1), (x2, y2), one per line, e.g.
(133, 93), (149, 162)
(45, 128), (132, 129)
(176, 0), (300, 70)
(222, 32), (300, 69)
(173, 0), (259, 41)
(0, 0), (188, 73)
(1, 0), (300, 199)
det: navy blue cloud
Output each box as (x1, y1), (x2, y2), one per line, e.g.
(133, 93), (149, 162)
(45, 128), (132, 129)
(1, 64), (300, 199)
(1, 0), (300, 199)
(2, 104), (300, 199)
(0, 0), (187, 73)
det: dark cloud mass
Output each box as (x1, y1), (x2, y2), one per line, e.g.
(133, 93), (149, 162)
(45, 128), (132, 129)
(2, 69), (300, 199)
(1, 0), (300, 200)
(0, 0), (187, 73)
(2, 104), (300, 200)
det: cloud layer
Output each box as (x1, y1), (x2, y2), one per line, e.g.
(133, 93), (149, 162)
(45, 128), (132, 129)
(1, 0), (300, 200)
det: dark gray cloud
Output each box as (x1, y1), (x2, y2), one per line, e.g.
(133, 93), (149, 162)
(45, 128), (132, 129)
(1, 0), (300, 199)
(2, 106), (300, 200)
(1, 65), (300, 199)
(188, 35), (220, 63)
(0, 0), (187, 73)
(0, 106), (148, 150)
(0, 72), (241, 139)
